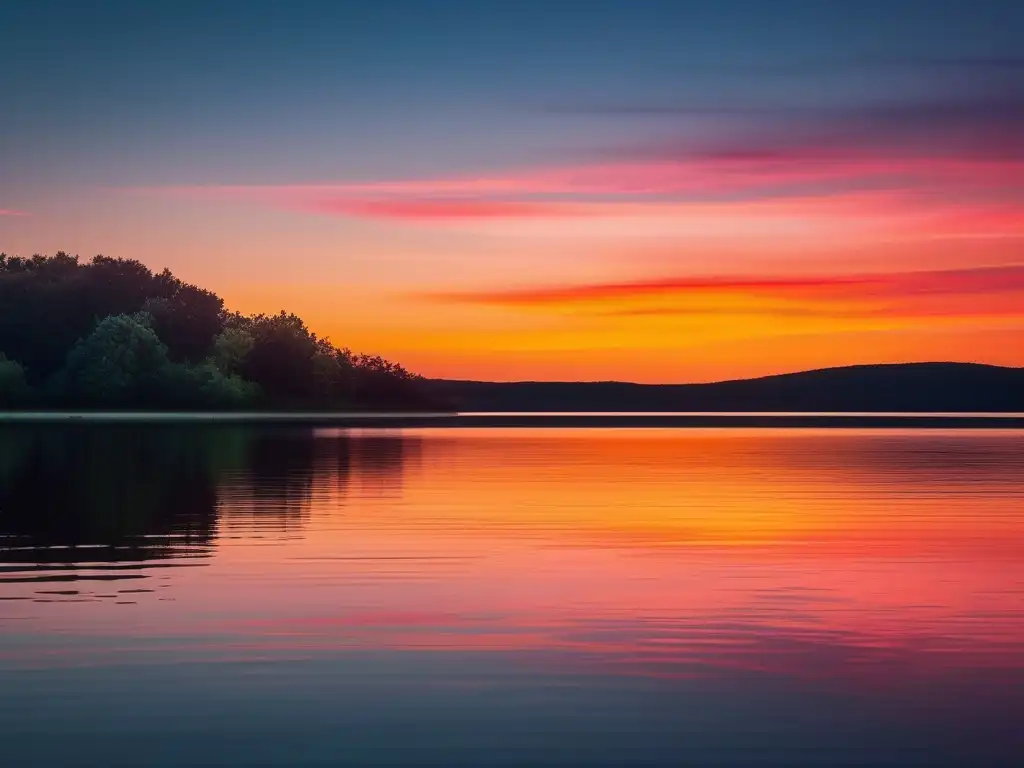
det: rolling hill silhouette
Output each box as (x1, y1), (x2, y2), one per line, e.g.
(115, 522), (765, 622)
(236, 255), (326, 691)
(427, 363), (1024, 413)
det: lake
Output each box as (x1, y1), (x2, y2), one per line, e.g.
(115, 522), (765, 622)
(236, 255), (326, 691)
(1, 424), (1023, 766)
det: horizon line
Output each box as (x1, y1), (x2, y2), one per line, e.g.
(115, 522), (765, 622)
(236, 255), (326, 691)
(429, 360), (1022, 387)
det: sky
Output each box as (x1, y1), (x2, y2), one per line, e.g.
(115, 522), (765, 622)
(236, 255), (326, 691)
(1, 0), (1022, 382)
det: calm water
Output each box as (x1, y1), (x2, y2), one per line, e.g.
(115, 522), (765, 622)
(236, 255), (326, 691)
(1, 425), (1023, 766)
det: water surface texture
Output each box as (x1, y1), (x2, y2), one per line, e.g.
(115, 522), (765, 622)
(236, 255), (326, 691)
(1, 425), (1023, 766)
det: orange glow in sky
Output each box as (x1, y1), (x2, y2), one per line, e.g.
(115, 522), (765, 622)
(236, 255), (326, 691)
(4, 34), (1024, 382)
(119, 156), (1024, 381)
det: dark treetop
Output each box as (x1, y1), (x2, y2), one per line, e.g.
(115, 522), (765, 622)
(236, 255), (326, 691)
(4, 253), (1020, 415)
(0, 252), (436, 411)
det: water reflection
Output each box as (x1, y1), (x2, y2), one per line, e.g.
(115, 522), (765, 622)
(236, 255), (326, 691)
(0, 426), (414, 600)
(0, 426), (228, 567)
(0, 427), (1022, 766)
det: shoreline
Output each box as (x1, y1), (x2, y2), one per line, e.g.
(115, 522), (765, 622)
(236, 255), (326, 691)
(2, 411), (1023, 428)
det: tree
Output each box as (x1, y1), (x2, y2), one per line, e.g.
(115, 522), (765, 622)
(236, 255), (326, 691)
(210, 327), (255, 376)
(0, 251), (95, 380)
(0, 253), (435, 411)
(0, 354), (29, 406)
(309, 341), (354, 406)
(180, 361), (260, 408)
(52, 313), (172, 405)
(0, 253), (162, 382)
(240, 312), (319, 402)
(144, 270), (225, 362)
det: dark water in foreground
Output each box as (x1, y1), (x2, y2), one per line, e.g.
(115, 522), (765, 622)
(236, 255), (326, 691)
(1, 425), (1023, 766)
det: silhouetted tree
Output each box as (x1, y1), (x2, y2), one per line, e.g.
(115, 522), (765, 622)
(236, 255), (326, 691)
(349, 352), (428, 408)
(176, 361), (261, 408)
(0, 354), (28, 406)
(239, 312), (320, 402)
(50, 313), (172, 405)
(144, 269), (225, 361)
(210, 326), (255, 376)
(0, 253), (161, 381)
(0, 253), (437, 411)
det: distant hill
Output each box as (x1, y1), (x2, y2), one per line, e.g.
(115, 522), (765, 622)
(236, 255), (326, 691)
(427, 363), (1024, 413)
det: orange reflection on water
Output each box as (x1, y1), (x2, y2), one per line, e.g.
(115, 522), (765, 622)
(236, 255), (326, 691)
(2, 428), (1023, 688)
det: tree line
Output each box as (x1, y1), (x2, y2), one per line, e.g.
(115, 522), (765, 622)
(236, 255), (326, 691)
(0, 252), (437, 410)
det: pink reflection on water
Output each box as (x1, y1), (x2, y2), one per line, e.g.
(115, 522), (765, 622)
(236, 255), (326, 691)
(1, 428), (1022, 693)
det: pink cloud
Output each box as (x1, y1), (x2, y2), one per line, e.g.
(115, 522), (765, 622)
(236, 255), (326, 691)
(313, 190), (916, 227)
(131, 137), (1024, 242)
(336, 192), (1023, 241)
(0, 209), (28, 216)
(143, 154), (1022, 204)
(430, 274), (876, 305)
(425, 264), (1024, 321)
(301, 198), (585, 220)
(131, 180), (1024, 243)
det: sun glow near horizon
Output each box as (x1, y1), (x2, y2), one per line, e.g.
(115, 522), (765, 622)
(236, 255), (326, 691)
(2, 2), (1022, 382)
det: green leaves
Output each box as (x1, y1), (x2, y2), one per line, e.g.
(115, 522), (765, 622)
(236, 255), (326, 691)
(0, 354), (28, 406)
(57, 313), (171, 404)
(1, 253), (435, 411)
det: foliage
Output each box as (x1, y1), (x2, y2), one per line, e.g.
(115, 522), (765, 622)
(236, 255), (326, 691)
(0, 252), (174, 380)
(0, 252), (435, 411)
(143, 274), (224, 362)
(238, 312), (320, 402)
(0, 354), (28, 406)
(175, 361), (261, 408)
(210, 327), (255, 376)
(52, 313), (172, 405)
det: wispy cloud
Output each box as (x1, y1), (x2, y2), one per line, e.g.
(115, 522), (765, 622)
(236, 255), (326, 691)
(298, 198), (584, 220)
(134, 64), (1023, 237)
(424, 265), (1024, 322)
(133, 182), (1024, 244)
(544, 58), (1022, 170)
(144, 153), (1021, 206)
(0, 209), (28, 216)
(598, 94), (1024, 165)
(544, 56), (1024, 93)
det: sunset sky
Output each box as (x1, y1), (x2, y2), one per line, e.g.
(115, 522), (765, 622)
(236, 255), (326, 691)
(2, 0), (1022, 382)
